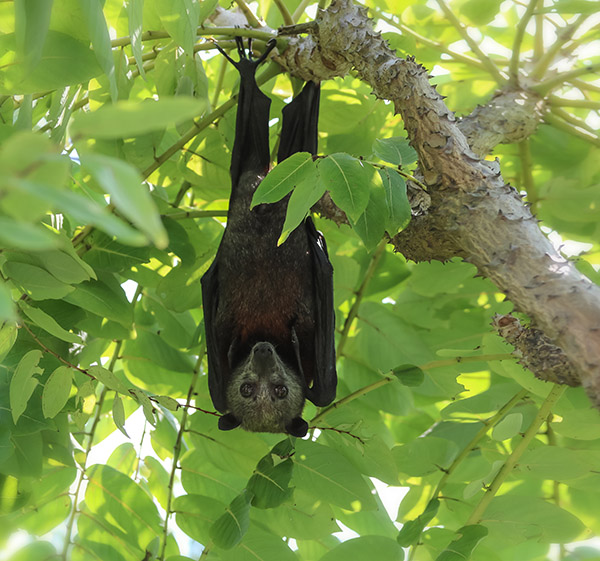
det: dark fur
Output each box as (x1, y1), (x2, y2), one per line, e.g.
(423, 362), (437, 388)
(201, 38), (336, 437)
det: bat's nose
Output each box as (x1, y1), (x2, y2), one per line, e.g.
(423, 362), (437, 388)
(253, 342), (274, 356)
(252, 342), (276, 373)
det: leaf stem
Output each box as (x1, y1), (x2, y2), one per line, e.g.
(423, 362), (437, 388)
(529, 14), (587, 81)
(543, 112), (600, 146)
(402, 388), (529, 560)
(435, 0), (506, 84)
(61, 341), (122, 560)
(336, 239), (387, 358)
(533, 62), (600, 95)
(465, 384), (565, 525)
(508, 0), (540, 86)
(159, 350), (205, 560)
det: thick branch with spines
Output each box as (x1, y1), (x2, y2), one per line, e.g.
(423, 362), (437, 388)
(274, 0), (600, 406)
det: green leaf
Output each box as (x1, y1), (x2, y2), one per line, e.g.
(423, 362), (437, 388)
(112, 393), (129, 437)
(294, 440), (377, 510)
(353, 178), (388, 250)
(0, 281), (17, 321)
(0, 217), (62, 250)
(219, 528), (299, 561)
(397, 499), (440, 547)
(199, 0), (219, 23)
(71, 97), (207, 139)
(251, 152), (316, 207)
(124, 330), (194, 373)
(550, 409), (600, 440)
(88, 365), (131, 396)
(153, 395), (180, 411)
(42, 366), (73, 419)
(0, 322), (18, 362)
(10, 349), (43, 424)
(436, 524), (488, 561)
(174, 494), (226, 544)
(0, 31), (102, 95)
(318, 153), (371, 221)
(19, 300), (82, 344)
(247, 456), (293, 509)
(378, 168), (411, 235)
(130, 388), (156, 425)
(491, 413), (523, 441)
(82, 153), (168, 248)
(63, 277), (132, 328)
(210, 491), (252, 549)
(15, 0), (53, 70)
(36, 250), (92, 284)
(321, 536), (405, 561)
(14, 178), (147, 247)
(278, 174), (326, 245)
(3, 261), (74, 300)
(483, 495), (585, 544)
(393, 437), (458, 477)
(81, 0), (118, 101)
(373, 137), (417, 166)
(83, 464), (162, 552)
(155, 0), (199, 56)
(127, 0), (145, 79)
(4, 541), (57, 561)
(392, 364), (425, 387)
(517, 446), (592, 481)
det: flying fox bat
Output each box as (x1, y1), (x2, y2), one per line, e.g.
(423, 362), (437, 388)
(201, 38), (336, 437)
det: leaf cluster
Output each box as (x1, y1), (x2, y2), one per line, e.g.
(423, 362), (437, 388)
(1, 1), (600, 561)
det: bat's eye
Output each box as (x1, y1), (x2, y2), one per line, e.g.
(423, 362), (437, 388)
(240, 383), (254, 398)
(274, 385), (288, 399)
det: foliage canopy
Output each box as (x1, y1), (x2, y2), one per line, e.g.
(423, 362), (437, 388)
(1, 1), (600, 560)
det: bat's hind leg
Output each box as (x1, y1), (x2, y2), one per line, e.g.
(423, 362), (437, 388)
(214, 35), (276, 69)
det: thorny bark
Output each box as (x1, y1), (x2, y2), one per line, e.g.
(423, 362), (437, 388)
(274, 0), (600, 406)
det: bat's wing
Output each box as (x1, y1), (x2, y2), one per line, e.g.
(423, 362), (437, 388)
(226, 38), (275, 190)
(203, 38), (276, 415)
(278, 81), (337, 406)
(305, 216), (337, 407)
(200, 258), (228, 412)
(277, 81), (320, 162)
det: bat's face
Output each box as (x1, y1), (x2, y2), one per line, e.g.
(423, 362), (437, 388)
(224, 342), (307, 435)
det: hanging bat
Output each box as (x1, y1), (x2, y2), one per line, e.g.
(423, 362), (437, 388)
(201, 38), (336, 437)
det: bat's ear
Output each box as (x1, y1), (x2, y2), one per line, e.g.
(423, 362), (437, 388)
(218, 413), (241, 431)
(286, 417), (309, 438)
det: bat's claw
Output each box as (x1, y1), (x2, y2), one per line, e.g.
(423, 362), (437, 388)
(215, 35), (277, 69)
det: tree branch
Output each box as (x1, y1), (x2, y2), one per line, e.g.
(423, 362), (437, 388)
(275, 0), (600, 407)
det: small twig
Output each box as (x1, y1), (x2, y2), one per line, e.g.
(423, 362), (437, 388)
(273, 0), (294, 26)
(530, 14), (587, 80)
(533, 62), (600, 95)
(551, 106), (600, 136)
(61, 341), (122, 560)
(164, 209), (227, 220)
(292, 0), (314, 22)
(375, 12), (487, 72)
(465, 384), (565, 525)
(20, 322), (91, 376)
(436, 0), (506, 84)
(509, 0), (540, 86)
(548, 96), (600, 110)
(233, 0), (261, 28)
(159, 350), (205, 561)
(314, 426), (366, 444)
(543, 112), (600, 146)
(336, 239), (387, 358)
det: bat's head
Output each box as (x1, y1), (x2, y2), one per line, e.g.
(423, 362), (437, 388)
(219, 342), (309, 437)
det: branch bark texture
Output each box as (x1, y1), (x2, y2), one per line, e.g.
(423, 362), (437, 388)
(275, 0), (600, 406)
